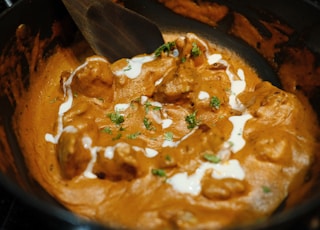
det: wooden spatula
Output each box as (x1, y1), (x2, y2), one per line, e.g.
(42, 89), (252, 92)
(62, 0), (164, 62)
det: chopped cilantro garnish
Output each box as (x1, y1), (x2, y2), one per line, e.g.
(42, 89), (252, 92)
(144, 100), (161, 113)
(181, 56), (187, 63)
(154, 41), (176, 57)
(144, 101), (152, 113)
(143, 117), (153, 130)
(185, 111), (199, 129)
(191, 42), (201, 57)
(262, 186), (271, 194)
(124, 64), (132, 71)
(227, 141), (234, 148)
(203, 153), (221, 163)
(112, 133), (122, 141)
(151, 168), (166, 177)
(210, 96), (221, 109)
(102, 127), (112, 134)
(107, 111), (124, 126)
(165, 154), (172, 162)
(127, 132), (141, 139)
(164, 132), (173, 141)
(133, 97), (141, 103)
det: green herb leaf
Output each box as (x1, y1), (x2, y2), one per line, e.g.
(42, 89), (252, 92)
(185, 111), (199, 129)
(181, 56), (187, 63)
(210, 96), (221, 109)
(144, 101), (152, 113)
(144, 101), (162, 114)
(143, 117), (153, 130)
(203, 153), (221, 163)
(191, 42), (201, 57)
(262, 186), (271, 194)
(165, 154), (172, 162)
(124, 64), (132, 71)
(154, 41), (176, 57)
(127, 132), (141, 139)
(107, 111), (125, 126)
(102, 127), (112, 134)
(227, 141), (234, 148)
(112, 133), (122, 141)
(151, 168), (166, 177)
(164, 132), (174, 141)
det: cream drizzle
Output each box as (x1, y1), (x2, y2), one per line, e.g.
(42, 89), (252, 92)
(104, 142), (130, 159)
(45, 35), (253, 184)
(227, 113), (252, 153)
(114, 103), (130, 112)
(186, 33), (247, 111)
(162, 129), (196, 148)
(82, 139), (160, 178)
(150, 111), (173, 129)
(113, 55), (155, 79)
(140, 95), (148, 105)
(45, 57), (108, 144)
(161, 119), (173, 129)
(226, 67), (246, 111)
(165, 35), (251, 195)
(132, 146), (159, 158)
(198, 91), (210, 100)
(155, 77), (164, 86)
(82, 136), (99, 179)
(140, 95), (173, 130)
(167, 160), (245, 195)
(207, 54), (222, 65)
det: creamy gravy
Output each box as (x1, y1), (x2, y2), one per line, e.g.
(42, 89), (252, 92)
(14, 33), (318, 229)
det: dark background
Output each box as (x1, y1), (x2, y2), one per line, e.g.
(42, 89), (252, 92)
(1, 0), (320, 229)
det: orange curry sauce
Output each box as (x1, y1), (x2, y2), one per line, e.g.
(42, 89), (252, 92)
(13, 32), (318, 229)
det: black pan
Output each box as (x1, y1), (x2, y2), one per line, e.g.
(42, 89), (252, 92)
(0, 0), (319, 229)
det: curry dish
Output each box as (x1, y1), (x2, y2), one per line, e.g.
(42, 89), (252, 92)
(14, 33), (318, 229)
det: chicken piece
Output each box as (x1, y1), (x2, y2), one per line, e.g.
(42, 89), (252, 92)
(93, 143), (139, 181)
(154, 63), (196, 103)
(70, 57), (114, 101)
(57, 131), (91, 179)
(201, 177), (246, 200)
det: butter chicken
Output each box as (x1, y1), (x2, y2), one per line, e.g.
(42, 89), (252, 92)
(14, 33), (318, 229)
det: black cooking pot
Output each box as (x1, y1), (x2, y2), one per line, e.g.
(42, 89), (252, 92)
(0, 0), (320, 229)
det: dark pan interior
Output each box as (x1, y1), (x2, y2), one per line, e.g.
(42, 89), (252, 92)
(0, 0), (319, 229)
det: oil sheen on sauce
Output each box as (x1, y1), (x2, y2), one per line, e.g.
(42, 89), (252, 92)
(16, 33), (318, 229)
(45, 35), (250, 194)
